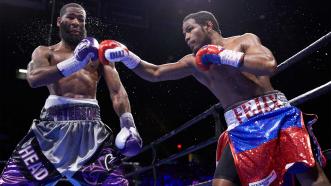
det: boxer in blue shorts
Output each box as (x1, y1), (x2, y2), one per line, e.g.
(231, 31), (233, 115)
(0, 3), (142, 185)
(98, 11), (330, 186)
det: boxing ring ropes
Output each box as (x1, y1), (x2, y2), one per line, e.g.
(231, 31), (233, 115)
(123, 31), (331, 184)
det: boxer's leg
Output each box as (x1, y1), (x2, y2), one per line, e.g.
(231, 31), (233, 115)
(71, 141), (129, 186)
(0, 132), (62, 185)
(213, 144), (240, 186)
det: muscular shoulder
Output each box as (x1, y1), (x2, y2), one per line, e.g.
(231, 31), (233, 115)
(32, 45), (51, 59)
(30, 45), (54, 67)
(99, 63), (115, 75)
(33, 42), (61, 56)
(33, 45), (48, 53)
(237, 33), (261, 44)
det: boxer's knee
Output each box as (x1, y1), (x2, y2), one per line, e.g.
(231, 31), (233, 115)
(296, 164), (331, 186)
(212, 178), (238, 186)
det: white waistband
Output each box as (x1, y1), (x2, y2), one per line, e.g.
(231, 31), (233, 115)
(44, 95), (98, 109)
(224, 92), (290, 130)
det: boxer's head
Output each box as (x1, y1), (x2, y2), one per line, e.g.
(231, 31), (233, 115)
(57, 3), (87, 47)
(182, 11), (221, 54)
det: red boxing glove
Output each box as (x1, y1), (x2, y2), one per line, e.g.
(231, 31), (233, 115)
(195, 45), (224, 71)
(99, 40), (141, 69)
(196, 45), (244, 71)
(98, 40), (127, 65)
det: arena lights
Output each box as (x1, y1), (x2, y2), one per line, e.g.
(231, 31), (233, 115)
(177, 143), (182, 150)
(18, 69), (27, 73)
(16, 68), (27, 80)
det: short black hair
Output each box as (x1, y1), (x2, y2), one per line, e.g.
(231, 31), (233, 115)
(60, 3), (85, 17)
(183, 11), (221, 34)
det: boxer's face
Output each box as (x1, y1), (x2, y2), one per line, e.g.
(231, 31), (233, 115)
(182, 18), (210, 54)
(57, 7), (87, 47)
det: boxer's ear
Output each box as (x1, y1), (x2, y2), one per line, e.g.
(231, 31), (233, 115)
(206, 21), (214, 32)
(57, 17), (61, 27)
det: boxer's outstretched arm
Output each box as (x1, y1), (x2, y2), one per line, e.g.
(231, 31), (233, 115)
(133, 55), (196, 82)
(238, 33), (277, 76)
(99, 40), (196, 82)
(27, 46), (63, 88)
(102, 63), (131, 116)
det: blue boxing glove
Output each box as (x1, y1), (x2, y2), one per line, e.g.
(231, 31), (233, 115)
(115, 112), (142, 157)
(57, 37), (99, 77)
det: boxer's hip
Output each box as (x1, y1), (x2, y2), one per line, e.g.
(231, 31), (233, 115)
(32, 102), (111, 178)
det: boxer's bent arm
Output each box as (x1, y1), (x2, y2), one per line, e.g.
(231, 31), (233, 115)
(133, 55), (195, 82)
(238, 33), (277, 76)
(102, 63), (131, 116)
(27, 46), (63, 88)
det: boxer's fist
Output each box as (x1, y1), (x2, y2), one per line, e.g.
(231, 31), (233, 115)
(99, 40), (141, 69)
(195, 45), (222, 70)
(98, 40), (126, 65)
(74, 37), (99, 62)
(115, 113), (142, 157)
(57, 37), (99, 76)
(195, 45), (244, 70)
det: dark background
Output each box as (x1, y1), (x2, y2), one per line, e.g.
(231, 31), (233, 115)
(0, 0), (330, 184)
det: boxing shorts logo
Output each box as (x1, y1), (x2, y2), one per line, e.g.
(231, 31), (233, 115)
(249, 170), (276, 186)
(18, 139), (49, 180)
(225, 92), (289, 128)
(104, 153), (116, 171)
